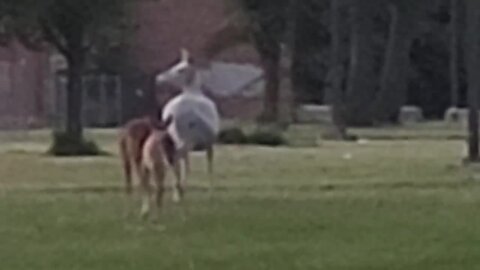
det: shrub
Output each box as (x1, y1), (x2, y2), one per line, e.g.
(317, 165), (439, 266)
(48, 132), (105, 156)
(218, 127), (288, 146)
(218, 127), (248, 144)
(246, 129), (287, 146)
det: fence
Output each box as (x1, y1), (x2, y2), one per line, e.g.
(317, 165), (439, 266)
(54, 73), (123, 130)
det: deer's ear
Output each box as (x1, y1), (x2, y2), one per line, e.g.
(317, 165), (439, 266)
(180, 48), (190, 62)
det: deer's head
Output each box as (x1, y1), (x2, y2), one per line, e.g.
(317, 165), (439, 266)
(155, 49), (199, 89)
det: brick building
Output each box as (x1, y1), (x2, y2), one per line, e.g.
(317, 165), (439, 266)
(0, 0), (264, 129)
(130, 0), (264, 121)
(0, 40), (50, 129)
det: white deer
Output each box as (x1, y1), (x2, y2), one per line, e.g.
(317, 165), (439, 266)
(155, 49), (220, 202)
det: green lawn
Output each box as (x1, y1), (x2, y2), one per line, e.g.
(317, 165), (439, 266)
(1, 126), (480, 269)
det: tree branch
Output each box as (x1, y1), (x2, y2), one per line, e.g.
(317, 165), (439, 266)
(16, 34), (44, 51)
(202, 16), (250, 59)
(39, 18), (70, 57)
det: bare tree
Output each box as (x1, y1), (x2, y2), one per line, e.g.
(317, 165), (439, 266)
(204, 0), (290, 124)
(345, 0), (378, 126)
(325, 0), (347, 138)
(373, 1), (419, 123)
(6, 0), (132, 154)
(465, 0), (480, 162)
(450, 0), (461, 109)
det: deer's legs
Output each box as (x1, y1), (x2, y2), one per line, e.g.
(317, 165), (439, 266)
(139, 168), (152, 219)
(152, 164), (166, 220)
(172, 156), (186, 203)
(185, 151), (191, 176)
(206, 146), (214, 194)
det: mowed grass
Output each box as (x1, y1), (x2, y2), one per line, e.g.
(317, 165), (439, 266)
(1, 126), (480, 269)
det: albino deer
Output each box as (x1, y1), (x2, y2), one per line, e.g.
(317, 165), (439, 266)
(155, 49), (220, 198)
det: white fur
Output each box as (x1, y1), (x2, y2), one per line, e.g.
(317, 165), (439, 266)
(155, 49), (220, 197)
(162, 92), (220, 150)
(156, 49), (220, 151)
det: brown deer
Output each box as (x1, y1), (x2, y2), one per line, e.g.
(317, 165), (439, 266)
(119, 116), (152, 197)
(119, 115), (177, 219)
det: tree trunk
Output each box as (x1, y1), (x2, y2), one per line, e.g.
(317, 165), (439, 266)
(373, 4), (414, 123)
(466, 0), (480, 162)
(259, 54), (281, 123)
(280, 0), (298, 126)
(450, 0), (460, 108)
(345, 0), (378, 126)
(326, 0), (347, 138)
(279, 45), (293, 126)
(65, 52), (84, 142)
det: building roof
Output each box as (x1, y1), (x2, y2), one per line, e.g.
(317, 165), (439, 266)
(131, 0), (259, 74)
(201, 62), (264, 97)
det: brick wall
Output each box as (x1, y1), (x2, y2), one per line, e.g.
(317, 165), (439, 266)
(131, 0), (263, 121)
(132, 0), (259, 72)
(0, 40), (49, 129)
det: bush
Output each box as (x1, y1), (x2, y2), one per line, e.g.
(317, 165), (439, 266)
(218, 127), (248, 144)
(246, 129), (287, 146)
(322, 131), (358, 141)
(218, 127), (288, 146)
(48, 132), (105, 156)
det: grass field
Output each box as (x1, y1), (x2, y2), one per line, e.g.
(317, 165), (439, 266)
(1, 125), (480, 269)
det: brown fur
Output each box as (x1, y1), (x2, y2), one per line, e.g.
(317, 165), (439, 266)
(119, 117), (153, 195)
(119, 115), (178, 219)
(119, 116), (178, 191)
(139, 120), (171, 219)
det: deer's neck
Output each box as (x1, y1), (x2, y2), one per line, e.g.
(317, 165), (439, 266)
(183, 71), (204, 94)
